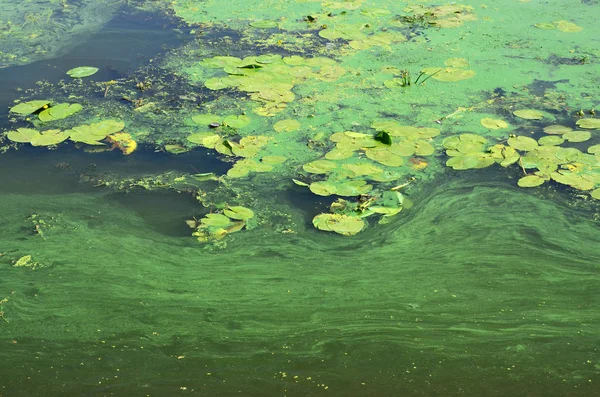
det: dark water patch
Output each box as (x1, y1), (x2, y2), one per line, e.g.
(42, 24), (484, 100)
(527, 78), (570, 97)
(0, 144), (229, 195)
(0, 8), (188, 110)
(106, 190), (202, 237)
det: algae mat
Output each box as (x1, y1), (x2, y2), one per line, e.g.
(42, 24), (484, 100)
(1, 0), (600, 395)
(1, 172), (599, 396)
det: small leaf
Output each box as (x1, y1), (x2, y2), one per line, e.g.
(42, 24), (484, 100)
(66, 66), (99, 78)
(374, 131), (392, 145)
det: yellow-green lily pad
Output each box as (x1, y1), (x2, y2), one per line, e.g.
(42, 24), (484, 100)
(563, 130), (591, 143)
(9, 100), (51, 115)
(312, 213), (365, 236)
(538, 135), (564, 146)
(575, 119), (600, 129)
(273, 119), (300, 133)
(30, 129), (69, 146)
(303, 160), (338, 174)
(481, 117), (508, 130)
(517, 175), (546, 187)
(508, 136), (538, 151)
(543, 124), (572, 134)
(66, 66), (99, 78)
(513, 109), (544, 120)
(38, 103), (82, 122)
(223, 115), (251, 129)
(7, 128), (39, 143)
(224, 206), (254, 221)
(587, 144), (600, 154)
(201, 213), (232, 227)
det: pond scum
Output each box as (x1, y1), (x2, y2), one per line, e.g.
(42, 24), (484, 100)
(2, 0), (598, 245)
(1, 1), (600, 395)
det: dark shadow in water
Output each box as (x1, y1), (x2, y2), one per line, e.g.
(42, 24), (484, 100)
(0, 9), (188, 108)
(0, 144), (227, 236)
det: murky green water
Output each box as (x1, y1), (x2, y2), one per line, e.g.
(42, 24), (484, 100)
(1, 1), (600, 396)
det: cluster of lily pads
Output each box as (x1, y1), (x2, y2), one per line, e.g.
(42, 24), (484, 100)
(192, 54), (346, 116)
(9, 99), (82, 122)
(6, 117), (136, 154)
(312, 190), (408, 236)
(189, 205), (255, 243)
(186, 113), (289, 178)
(443, 115), (600, 199)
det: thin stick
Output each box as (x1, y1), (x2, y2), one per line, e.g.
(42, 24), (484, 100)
(518, 156), (527, 175)
(417, 68), (442, 85)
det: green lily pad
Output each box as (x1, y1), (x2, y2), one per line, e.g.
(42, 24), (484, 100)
(66, 66), (99, 78)
(517, 175), (546, 187)
(575, 118), (600, 129)
(365, 148), (404, 167)
(513, 109), (544, 120)
(38, 103), (82, 122)
(551, 172), (595, 190)
(543, 124), (572, 135)
(538, 135), (564, 146)
(587, 144), (600, 154)
(303, 160), (338, 174)
(591, 188), (600, 200)
(30, 129), (69, 146)
(7, 128), (39, 143)
(563, 130), (591, 143)
(224, 206), (254, 221)
(446, 154), (494, 170)
(421, 67), (475, 82)
(312, 213), (365, 236)
(201, 213), (232, 227)
(508, 136), (538, 151)
(273, 119), (301, 133)
(9, 100), (51, 115)
(223, 115), (251, 129)
(68, 120), (124, 145)
(481, 118), (508, 130)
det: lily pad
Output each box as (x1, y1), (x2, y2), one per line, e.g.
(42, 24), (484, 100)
(551, 172), (595, 191)
(7, 128), (39, 143)
(587, 144), (600, 155)
(38, 103), (82, 122)
(9, 100), (51, 115)
(30, 129), (69, 146)
(563, 130), (591, 143)
(224, 206), (254, 221)
(538, 135), (564, 146)
(421, 67), (475, 82)
(201, 213), (232, 227)
(66, 66), (99, 78)
(481, 118), (508, 130)
(517, 175), (546, 188)
(575, 119), (600, 129)
(508, 136), (538, 151)
(591, 188), (600, 200)
(543, 124), (572, 135)
(312, 213), (365, 236)
(555, 20), (583, 33)
(68, 120), (124, 145)
(303, 160), (338, 174)
(223, 115), (251, 129)
(513, 109), (544, 120)
(273, 119), (300, 133)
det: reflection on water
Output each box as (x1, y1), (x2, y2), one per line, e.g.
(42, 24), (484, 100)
(1, 1), (600, 397)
